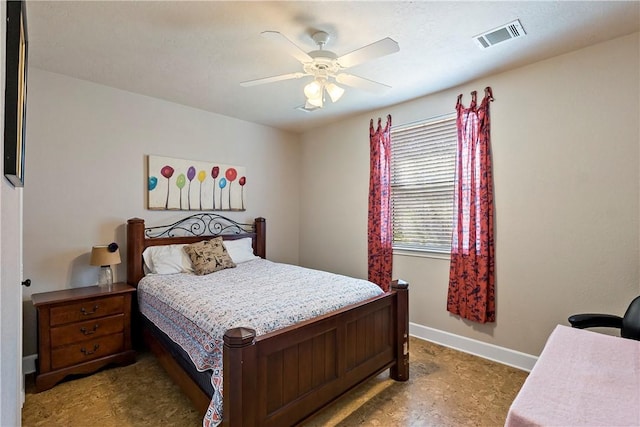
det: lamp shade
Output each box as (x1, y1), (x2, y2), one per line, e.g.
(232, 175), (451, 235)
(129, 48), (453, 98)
(90, 245), (121, 267)
(325, 83), (344, 102)
(303, 79), (323, 99)
(306, 94), (323, 108)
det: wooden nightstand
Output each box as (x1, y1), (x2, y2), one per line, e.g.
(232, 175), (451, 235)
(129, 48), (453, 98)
(32, 283), (136, 391)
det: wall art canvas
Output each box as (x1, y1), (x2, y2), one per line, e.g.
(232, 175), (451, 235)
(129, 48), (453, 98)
(3, 0), (29, 187)
(148, 155), (246, 211)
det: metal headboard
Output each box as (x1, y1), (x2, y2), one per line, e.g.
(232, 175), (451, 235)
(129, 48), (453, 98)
(144, 213), (255, 238)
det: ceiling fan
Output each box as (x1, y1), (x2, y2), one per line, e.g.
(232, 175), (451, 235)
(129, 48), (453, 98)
(240, 31), (400, 110)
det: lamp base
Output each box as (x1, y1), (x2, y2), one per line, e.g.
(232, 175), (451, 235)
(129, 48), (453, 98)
(98, 265), (114, 290)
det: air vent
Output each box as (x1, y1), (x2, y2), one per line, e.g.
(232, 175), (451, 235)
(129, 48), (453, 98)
(474, 19), (526, 49)
(295, 104), (320, 113)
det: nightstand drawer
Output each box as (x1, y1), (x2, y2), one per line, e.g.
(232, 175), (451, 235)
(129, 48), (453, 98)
(50, 295), (124, 326)
(51, 332), (124, 370)
(50, 314), (124, 346)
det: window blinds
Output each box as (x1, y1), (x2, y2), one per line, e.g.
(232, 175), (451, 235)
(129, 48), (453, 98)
(391, 114), (457, 253)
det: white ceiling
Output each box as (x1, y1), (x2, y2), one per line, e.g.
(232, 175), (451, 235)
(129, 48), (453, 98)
(26, 1), (640, 134)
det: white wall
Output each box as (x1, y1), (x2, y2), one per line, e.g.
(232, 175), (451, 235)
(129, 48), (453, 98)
(22, 69), (301, 355)
(299, 33), (640, 357)
(1, 0), (24, 423)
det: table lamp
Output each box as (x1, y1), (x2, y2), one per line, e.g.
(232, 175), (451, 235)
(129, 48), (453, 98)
(90, 243), (121, 288)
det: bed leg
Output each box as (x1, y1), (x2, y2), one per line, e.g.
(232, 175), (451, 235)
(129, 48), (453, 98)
(390, 279), (409, 381)
(223, 327), (258, 427)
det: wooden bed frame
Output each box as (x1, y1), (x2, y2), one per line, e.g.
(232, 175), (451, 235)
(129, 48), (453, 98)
(126, 214), (409, 426)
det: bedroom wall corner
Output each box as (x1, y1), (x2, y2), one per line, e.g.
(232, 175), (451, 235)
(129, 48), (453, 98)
(298, 118), (370, 281)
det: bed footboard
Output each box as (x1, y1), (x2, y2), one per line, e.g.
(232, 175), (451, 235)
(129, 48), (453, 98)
(222, 280), (409, 427)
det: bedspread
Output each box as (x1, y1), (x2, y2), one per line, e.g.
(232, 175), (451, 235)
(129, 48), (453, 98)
(138, 259), (384, 427)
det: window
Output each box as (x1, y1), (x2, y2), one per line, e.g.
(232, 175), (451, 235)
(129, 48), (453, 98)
(391, 114), (457, 253)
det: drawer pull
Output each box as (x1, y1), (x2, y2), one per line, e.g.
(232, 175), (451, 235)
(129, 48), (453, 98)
(80, 324), (99, 335)
(80, 305), (99, 316)
(80, 344), (100, 356)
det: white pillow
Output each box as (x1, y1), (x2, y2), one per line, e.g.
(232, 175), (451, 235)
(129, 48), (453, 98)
(223, 238), (260, 264)
(142, 244), (194, 275)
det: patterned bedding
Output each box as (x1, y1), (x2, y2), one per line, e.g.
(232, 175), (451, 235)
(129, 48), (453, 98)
(137, 258), (384, 427)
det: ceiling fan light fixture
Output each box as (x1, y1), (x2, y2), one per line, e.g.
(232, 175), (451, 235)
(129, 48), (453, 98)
(307, 92), (324, 108)
(243, 30), (399, 110)
(304, 79), (323, 99)
(307, 94), (324, 108)
(325, 83), (344, 103)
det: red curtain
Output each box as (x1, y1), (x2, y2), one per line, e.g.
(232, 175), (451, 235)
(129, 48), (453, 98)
(368, 115), (393, 292)
(447, 88), (495, 323)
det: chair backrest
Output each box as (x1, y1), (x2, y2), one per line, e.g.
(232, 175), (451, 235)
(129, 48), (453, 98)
(621, 295), (640, 340)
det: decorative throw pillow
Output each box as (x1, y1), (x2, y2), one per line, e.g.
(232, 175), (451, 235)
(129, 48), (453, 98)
(183, 237), (236, 275)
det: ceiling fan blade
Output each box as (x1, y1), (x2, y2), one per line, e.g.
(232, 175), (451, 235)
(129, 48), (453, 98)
(240, 72), (306, 87)
(336, 37), (399, 68)
(261, 31), (313, 64)
(336, 73), (391, 93)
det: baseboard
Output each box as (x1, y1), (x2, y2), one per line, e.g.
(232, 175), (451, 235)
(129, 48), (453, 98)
(409, 322), (537, 372)
(23, 353), (37, 375)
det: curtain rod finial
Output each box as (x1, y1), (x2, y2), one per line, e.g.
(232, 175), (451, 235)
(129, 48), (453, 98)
(485, 86), (494, 101)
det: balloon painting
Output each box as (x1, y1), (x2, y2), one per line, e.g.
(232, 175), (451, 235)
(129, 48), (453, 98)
(148, 155), (246, 211)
